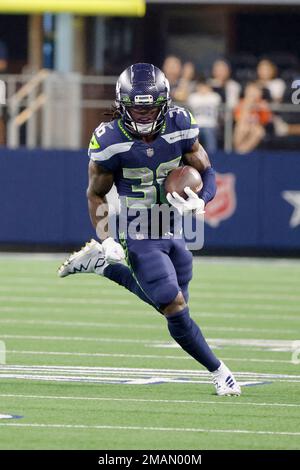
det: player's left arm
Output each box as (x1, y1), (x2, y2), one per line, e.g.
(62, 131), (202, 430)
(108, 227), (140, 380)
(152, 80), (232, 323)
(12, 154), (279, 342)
(183, 140), (217, 205)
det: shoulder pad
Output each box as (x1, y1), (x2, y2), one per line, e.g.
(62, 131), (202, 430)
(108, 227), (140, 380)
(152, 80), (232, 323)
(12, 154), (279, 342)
(167, 106), (195, 131)
(88, 119), (134, 166)
(91, 121), (116, 147)
(88, 121), (118, 157)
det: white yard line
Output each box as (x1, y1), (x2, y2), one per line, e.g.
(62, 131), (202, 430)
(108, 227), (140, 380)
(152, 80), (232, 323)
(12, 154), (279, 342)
(0, 319), (160, 330)
(1, 364), (300, 379)
(191, 292), (300, 301)
(150, 338), (300, 352)
(204, 326), (296, 334)
(5, 350), (294, 364)
(0, 372), (260, 385)
(0, 318), (296, 334)
(0, 296), (133, 305)
(1, 393), (299, 408)
(0, 306), (147, 315)
(0, 334), (164, 343)
(189, 290), (300, 301)
(0, 305), (299, 320)
(0, 374), (295, 384)
(1, 295), (300, 313)
(0, 422), (299, 436)
(0, 365), (299, 384)
(1, 281), (300, 294)
(6, 349), (188, 360)
(193, 312), (300, 321)
(1, 335), (299, 351)
(193, 303), (300, 312)
(1, 292), (300, 303)
(0, 253), (68, 260)
(1, 276), (300, 291)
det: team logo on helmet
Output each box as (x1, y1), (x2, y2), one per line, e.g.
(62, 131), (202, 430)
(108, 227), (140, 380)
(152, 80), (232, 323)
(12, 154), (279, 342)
(205, 173), (236, 227)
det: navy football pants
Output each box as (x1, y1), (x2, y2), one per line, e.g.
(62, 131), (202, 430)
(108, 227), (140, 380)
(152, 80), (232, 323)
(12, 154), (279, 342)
(121, 236), (193, 310)
(103, 236), (221, 371)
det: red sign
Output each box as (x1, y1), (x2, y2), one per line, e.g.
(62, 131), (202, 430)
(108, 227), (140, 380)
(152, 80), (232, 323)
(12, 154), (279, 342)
(205, 173), (236, 227)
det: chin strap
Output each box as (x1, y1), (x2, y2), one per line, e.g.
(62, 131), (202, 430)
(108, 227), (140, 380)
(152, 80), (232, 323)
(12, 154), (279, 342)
(133, 120), (158, 135)
(125, 108), (164, 136)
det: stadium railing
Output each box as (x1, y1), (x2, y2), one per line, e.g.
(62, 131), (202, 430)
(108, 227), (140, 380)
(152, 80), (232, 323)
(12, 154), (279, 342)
(1, 71), (299, 151)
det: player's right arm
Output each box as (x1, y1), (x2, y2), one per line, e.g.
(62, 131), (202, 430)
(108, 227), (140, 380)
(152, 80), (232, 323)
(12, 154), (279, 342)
(87, 160), (114, 239)
(87, 123), (125, 263)
(87, 160), (125, 264)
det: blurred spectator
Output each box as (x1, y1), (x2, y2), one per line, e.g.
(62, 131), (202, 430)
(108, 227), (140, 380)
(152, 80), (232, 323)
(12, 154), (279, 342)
(172, 61), (196, 102)
(187, 77), (221, 154)
(208, 59), (241, 108)
(233, 82), (272, 154)
(256, 59), (286, 102)
(162, 55), (182, 99)
(182, 61), (196, 83)
(0, 39), (8, 74)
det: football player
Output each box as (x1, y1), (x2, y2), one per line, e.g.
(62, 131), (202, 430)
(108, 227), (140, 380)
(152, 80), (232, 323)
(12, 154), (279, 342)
(59, 63), (241, 396)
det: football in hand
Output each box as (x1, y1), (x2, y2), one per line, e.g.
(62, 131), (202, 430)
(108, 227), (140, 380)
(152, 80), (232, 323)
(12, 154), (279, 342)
(164, 165), (203, 199)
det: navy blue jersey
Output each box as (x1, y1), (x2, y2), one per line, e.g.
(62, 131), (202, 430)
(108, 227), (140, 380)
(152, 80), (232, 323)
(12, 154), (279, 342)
(88, 106), (199, 212)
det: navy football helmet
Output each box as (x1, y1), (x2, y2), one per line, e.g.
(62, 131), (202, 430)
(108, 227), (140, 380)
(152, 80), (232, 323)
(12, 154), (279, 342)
(115, 63), (171, 136)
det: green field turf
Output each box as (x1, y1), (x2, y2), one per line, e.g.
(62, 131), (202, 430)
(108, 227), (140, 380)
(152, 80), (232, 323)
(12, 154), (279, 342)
(0, 255), (299, 450)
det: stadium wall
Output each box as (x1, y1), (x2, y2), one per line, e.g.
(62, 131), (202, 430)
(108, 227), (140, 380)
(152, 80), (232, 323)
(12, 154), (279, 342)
(0, 148), (299, 252)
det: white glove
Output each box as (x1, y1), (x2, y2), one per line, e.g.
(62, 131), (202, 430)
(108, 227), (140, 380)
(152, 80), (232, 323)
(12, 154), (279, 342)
(102, 237), (125, 264)
(166, 187), (205, 216)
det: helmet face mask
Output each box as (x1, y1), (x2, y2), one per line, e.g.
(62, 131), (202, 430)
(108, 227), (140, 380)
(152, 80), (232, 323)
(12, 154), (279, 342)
(126, 105), (161, 136)
(115, 63), (171, 137)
